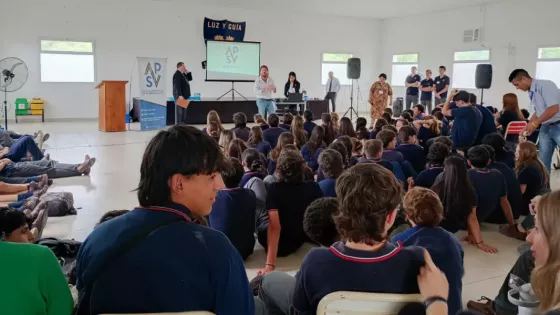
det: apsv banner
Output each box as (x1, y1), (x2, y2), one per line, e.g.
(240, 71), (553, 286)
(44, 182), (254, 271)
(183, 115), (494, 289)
(204, 18), (246, 42)
(137, 57), (167, 131)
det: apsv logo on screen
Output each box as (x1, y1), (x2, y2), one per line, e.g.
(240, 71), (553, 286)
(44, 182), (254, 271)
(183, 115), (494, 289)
(145, 62), (162, 88)
(226, 46), (239, 64)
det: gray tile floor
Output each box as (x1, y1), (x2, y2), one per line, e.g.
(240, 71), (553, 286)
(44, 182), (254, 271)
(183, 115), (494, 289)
(13, 120), (558, 308)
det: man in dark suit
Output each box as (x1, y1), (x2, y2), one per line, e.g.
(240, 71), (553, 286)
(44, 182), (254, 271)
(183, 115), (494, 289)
(173, 62), (192, 124)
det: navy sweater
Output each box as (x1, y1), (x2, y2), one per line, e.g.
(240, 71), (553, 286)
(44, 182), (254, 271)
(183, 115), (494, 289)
(76, 203), (254, 315)
(392, 226), (464, 315)
(395, 144), (427, 173)
(292, 241), (424, 315)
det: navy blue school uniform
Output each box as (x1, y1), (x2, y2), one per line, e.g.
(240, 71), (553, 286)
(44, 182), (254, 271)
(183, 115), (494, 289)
(498, 150), (516, 169)
(318, 178), (337, 197)
(518, 164), (547, 215)
(440, 117), (450, 136)
(279, 123), (291, 130)
(76, 203), (254, 315)
(209, 188), (256, 260)
(357, 157), (394, 172)
(415, 166), (444, 188)
(301, 144), (324, 172)
(474, 105), (498, 145)
(260, 124), (269, 131)
(381, 150), (404, 162)
(250, 141), (272, 158)
(267, 158), (277, 176)
(420, 78), (434, 101)
(303, 121), (317, 136)
(232, 127), (250, 142)
(392, 226), (464, 315)
(417, 126), (438, 150)
(292, 241), (424, 314)
(451, 106), (483, 149)
(369, 130), (380, 140)
(263, 127), (288, 148)
(489, 162), (524, 219)
(258, 181), (323, 256)
(395, 144), (426, 173)
(239, 171), (267, 188)
(316, 167), (325, 182)
(468, 169), (508, 223)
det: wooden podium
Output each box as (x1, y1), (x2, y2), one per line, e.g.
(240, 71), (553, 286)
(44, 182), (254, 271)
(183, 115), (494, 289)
(96, 80), (128, 132)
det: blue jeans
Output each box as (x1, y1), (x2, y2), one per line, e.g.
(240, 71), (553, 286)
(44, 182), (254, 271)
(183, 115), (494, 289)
(537, 123), (560, 172)
(5, 136), (43, 162)
(256, 99), (276, 119)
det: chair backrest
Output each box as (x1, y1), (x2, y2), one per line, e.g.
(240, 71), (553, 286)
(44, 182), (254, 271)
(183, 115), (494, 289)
(316, 291), (423, 315)
(505, 121), (527, 135)
(103, 312), (214, 315)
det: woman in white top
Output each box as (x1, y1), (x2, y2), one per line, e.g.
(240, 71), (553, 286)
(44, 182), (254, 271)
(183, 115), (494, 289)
(284, 71), (301, 98)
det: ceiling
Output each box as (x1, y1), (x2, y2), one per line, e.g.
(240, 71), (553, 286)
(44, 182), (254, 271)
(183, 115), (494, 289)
(165, 0), (509, 19)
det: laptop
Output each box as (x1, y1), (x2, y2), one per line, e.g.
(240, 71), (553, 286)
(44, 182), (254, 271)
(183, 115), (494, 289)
(287, 92), (303, 102)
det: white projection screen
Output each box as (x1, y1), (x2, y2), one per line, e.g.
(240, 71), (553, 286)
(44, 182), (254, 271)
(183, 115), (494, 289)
(206, 40), (261, 82)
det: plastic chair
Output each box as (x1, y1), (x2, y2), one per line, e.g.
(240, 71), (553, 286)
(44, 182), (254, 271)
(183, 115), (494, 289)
(316, 291), (423, 315)
(102, 312), (214, 315)
(504, 121), (527, 137)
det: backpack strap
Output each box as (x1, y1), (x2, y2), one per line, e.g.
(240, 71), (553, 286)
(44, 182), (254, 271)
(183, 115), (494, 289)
(74, 216), (184, 315)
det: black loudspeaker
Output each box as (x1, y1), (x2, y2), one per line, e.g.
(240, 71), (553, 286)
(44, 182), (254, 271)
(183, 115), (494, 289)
(347, 58), (361, 79)
(475, 64), (492, 89)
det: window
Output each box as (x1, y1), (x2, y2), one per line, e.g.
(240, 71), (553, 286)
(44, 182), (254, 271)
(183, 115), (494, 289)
(391, 53), (419, 86)
(40, 39), (95, 83)
(321, 53), (353, 85)
(452, 50), (490, 89)
(536, 47), (560, 87)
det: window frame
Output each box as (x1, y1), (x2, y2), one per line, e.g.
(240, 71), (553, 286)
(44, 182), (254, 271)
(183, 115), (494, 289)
(535, 46), (560, 88)
(391, 52), (419, 87)
(320, 52), (353, 86)
(39, 38), (97, 83)
(451, 49), (491, 89)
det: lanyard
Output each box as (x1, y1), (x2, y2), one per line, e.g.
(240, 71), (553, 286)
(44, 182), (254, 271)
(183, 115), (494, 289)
(529, 91), (534, 101)
(137, 206), (193, 222)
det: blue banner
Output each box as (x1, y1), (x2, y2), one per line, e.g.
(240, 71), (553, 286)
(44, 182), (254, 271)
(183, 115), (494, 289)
(204, 18), (246, 42)
(140, 100), (167, 131)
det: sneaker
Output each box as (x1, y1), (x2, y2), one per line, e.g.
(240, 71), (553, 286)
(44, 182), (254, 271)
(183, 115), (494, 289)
(42, 133), (50, 143)
(78, 156), (96, 175)
(467, 296), (496, 315)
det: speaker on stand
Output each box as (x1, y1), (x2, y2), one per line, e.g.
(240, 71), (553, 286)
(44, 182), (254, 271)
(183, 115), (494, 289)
(475, 64), (492, 105)
(345, 58), (361, 120)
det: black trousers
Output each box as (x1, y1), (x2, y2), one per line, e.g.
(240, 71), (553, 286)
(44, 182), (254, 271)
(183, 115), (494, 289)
(325, 92), (337, 112)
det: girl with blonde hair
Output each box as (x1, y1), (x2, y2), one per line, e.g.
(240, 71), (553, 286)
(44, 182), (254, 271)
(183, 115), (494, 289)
(218, 130), (236, 154)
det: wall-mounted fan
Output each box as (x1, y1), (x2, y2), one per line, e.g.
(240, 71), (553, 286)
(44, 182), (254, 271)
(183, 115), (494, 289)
(0, 57), (28, 130)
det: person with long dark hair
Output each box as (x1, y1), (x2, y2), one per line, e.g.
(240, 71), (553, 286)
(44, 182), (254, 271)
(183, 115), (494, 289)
(303, 110), (317, 136)
(284, 71), (301, 98)
(248, 126), (272, 158)
(227, 138), (248, 160)
(267, 132), (295, 175)
(338, 117), (357, 138)
(321, 113), (336, 145)
(301, 125), (326, 172)
(232, 112), (251, 142)
(483, 133), (515, 169)
(355, 117), (370, 140)
(369, 118), (388, 139)
(431, 156), (497, 253)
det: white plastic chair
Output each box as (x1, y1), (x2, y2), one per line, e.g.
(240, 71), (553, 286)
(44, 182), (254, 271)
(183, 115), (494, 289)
(316, 291), (423, 315)
(103, 312), (214, 315)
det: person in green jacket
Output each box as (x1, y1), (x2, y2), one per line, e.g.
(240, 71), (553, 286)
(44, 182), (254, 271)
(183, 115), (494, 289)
(0, 208), (74, 315)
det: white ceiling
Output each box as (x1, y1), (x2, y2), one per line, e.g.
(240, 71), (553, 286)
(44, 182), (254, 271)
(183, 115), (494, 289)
(171, 0), (509, 19)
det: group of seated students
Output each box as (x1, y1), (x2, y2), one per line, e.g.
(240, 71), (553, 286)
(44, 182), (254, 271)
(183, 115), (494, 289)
(2, 118), (560, 315)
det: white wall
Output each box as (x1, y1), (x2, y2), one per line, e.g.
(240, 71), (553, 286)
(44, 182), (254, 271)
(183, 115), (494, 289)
(380, 0), (560, 110)
(0, 0), (379, 120)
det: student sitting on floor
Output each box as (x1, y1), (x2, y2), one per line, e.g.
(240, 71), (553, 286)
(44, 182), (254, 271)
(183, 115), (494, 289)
(0, 135), (45, 162)
(210, 158), (256, 260)
(241, 149), (267, 228)
(500, 142), (549, 241)
(351, 137), (363, 160)
(218, 130), (236, 155)
(248, 126), (272, 158)
(232, 112), (251, 142)
(257, 149), (323, 275)
(470, 93), (498, 145)
(412, 104), (426, 120)
(355, 117), (370, 140)
(357, 140), (393, 171)
(300, 125), (326, 172)
(433, 111), (449, 136)
(395, 126), (426, 173)
(267, 132), (295, 175)
(396, 118), (409, 132)
(392, 187), (464, 315)
(303, 197), (339, 247)
(254, 113), (269, 131)
(316, 141), (348, 182)
(0, 156), (96, 179)
(441, 90), (482, 153)
(376, 129), (404, 162)
(431, 156), (497, 253)
(321, 113), (336, 145)
(303, 110), (317, 136)
(0, 208), (74, 315)
(291, 115), (308, 149)
(467, 146), (515, 228)
(317, 149), (344, 198)
(483, 133), (516, 169)
(203, 110), (224, 141)
(226, 138), (248, 160)
(280, 113), (293, 131)
(257, 164), (424, 315)
(413, 143), (449, 188)
(338, 117), (357, 138)
(369, 118), (388, 139)
(413, 116), (441, 151)
(337, 136), (358, 166)
(263, 114), (288, 148)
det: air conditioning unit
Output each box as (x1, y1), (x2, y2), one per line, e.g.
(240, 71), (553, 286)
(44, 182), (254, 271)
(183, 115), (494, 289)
(463, 28), (483, 43)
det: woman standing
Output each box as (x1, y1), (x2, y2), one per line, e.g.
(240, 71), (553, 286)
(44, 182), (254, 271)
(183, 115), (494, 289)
(495, 93), (524, 151)
(283, 72), (301, 97)
(368, 73), (393, 127)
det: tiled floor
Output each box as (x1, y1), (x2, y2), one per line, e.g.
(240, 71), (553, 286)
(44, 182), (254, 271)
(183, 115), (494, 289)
(13, 120), (558, 308)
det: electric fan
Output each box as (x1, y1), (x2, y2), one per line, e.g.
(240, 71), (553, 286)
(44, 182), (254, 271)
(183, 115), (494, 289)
(0, 57), (29, 130)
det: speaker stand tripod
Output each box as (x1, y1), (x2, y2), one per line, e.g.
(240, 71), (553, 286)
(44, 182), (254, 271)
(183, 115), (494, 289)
(217, 82), (248, 101)
(343, 79), (359, 120)
(479, 88), (485, 106)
